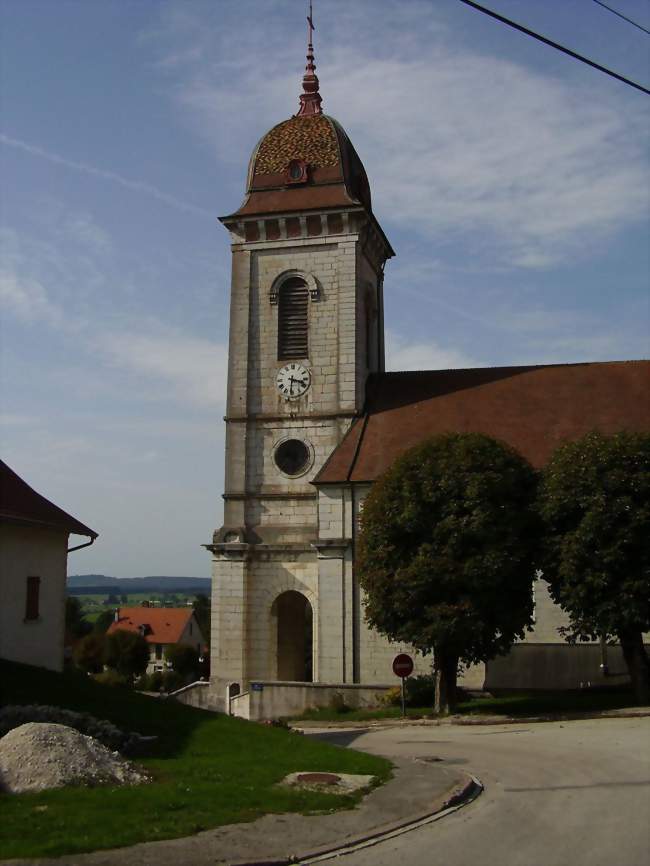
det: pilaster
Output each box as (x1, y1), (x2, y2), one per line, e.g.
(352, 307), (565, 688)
(210, 545), (249, 687)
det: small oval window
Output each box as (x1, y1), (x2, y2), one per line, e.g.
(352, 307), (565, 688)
(274, 439), (310, 476)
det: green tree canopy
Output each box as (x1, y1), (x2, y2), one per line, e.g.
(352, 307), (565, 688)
(65, 596), (91, 639)
(93, 609), (116, 634)
(165, 643), (200, 681)
(103, 630), (150, 681)
(538, 431), (650, 703)
(357, 433), (540, 713)
(192, 594), (211, 643)
(72, 632), (105, 674)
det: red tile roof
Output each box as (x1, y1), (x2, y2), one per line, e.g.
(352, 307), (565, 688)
(314, 361), (650, 484)
(106, 607), (196, 645)
(0, 460), (97, 538)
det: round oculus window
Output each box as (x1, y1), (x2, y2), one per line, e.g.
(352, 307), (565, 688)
(274, 438), (311, 477)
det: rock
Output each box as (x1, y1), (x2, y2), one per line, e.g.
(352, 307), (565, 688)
(0, 722), (150, 794)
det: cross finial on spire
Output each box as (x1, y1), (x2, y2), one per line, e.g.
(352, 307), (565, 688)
(296, 0), (323, 116)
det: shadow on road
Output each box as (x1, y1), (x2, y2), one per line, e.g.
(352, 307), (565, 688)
(304, 729), (371, 749)
(506, 780), (650, 792)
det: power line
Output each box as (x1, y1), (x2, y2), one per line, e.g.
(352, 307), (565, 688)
(458, 0), (650, 95)
(591, 0), (650, 36)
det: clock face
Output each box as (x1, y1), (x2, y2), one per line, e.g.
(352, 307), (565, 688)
(276, 363), (311, 399)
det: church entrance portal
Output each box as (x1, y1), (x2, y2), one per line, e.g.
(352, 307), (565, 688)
(273, 591), (313, 682)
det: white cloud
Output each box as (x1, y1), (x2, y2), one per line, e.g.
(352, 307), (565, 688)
(0, 268), (62, 325)
(150, 3), (649, 269)
(385, 329), (481, 371)
(100, 328), (228, 408)
(1, 215), (227, 412)
(0, 134), (213, 219)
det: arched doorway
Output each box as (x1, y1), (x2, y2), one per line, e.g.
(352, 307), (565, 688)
(272, 591), (313, 682)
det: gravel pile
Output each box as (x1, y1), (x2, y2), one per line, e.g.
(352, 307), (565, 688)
(0, 722), (150, 794)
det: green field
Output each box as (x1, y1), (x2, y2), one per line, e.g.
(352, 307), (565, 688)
(0, 659), (390, 859)
(71, 592), (202, 623)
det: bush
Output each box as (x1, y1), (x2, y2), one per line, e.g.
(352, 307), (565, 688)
(135, 672), (160, 692)
(379, 676), (437, 708)
(72, 633), (105, 674)
(164, 644), (200, 679)
(405, 675), (436, 707)
(328, 692), (352, 714)
(160, 671), (184, 692)
(103, 630), (150, 679)
(93, 670), (130, 688)
(0, 704), (142, 755)
(379, 687), (402, 707)
(135, 671), (183, 693)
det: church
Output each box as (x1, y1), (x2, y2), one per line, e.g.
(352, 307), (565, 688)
(203, 22), (649, 719)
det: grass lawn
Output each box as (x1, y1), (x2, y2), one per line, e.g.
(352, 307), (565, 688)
(0, 660), (391, 859)
(293, 686), (638, 723)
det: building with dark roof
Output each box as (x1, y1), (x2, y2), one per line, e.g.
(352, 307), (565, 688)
(204, 23), (649, 719)
(0, 460), (97, 672)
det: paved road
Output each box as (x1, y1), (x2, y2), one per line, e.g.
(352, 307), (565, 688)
(306, 717), (650, 866)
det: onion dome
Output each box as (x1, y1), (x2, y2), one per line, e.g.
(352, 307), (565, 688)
(226, 5), (371, 219)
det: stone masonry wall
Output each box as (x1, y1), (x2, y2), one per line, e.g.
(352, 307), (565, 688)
(244, 552), (319, 681)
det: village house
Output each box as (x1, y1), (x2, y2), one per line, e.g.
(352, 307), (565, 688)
(107, 607), (206, 674)
(0, 460), (97, 672)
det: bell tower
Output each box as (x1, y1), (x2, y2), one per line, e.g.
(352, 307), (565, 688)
(207, 9), (393, 697)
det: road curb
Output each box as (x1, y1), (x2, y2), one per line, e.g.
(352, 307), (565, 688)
(226, 773), (483, 866)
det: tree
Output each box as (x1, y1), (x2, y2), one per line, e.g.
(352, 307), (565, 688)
(65, 596), (91, 639)
(73, 632), (105, 673)
(193, 594), (211, 642)
(538, 431), (650, 704)
(103, 630), (150, 681)
(357, 433), (540, 714)
(165, 643), (200, 681)
(93, 609), (116, 634)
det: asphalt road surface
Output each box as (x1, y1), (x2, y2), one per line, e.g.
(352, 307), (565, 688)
(307, 717), (650, 866)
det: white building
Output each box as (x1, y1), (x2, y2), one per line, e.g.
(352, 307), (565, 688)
(0, 460), (97, 672)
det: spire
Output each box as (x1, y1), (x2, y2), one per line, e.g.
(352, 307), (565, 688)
(296, 0), (323, 117)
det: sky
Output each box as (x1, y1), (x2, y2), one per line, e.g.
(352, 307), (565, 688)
(1, 0), (648, 578)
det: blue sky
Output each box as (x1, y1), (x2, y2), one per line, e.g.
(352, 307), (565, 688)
(1, 0), (648, 577)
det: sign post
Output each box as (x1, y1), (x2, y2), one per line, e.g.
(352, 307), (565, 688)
(392, 653), (414, 718)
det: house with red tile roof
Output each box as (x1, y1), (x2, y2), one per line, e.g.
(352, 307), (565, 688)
(107, 607), (206, 674)
(0, 460), (97, 672)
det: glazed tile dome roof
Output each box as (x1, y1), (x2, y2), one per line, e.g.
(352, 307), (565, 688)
(229, 114), (372, 218)
(254, 114), (339, 175)
(225, 19), (372, 220)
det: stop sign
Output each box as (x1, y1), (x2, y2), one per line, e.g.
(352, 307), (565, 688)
(392, 653), (414, 678)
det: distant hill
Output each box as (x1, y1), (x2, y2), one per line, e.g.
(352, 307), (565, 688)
(67, 575), (211, 593)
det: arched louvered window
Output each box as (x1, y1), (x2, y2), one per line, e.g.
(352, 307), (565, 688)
(277, 277), (309, 360)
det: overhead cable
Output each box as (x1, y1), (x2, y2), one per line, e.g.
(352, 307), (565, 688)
(591, 0), (650, 36)
(457, 0), (650, 95)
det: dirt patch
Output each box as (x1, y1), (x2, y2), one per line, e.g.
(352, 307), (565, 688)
(0, 722), (150, 794)
(280, 770), (375, 795)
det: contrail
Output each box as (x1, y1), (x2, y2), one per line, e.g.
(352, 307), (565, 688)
(0, 133), (214, 219)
